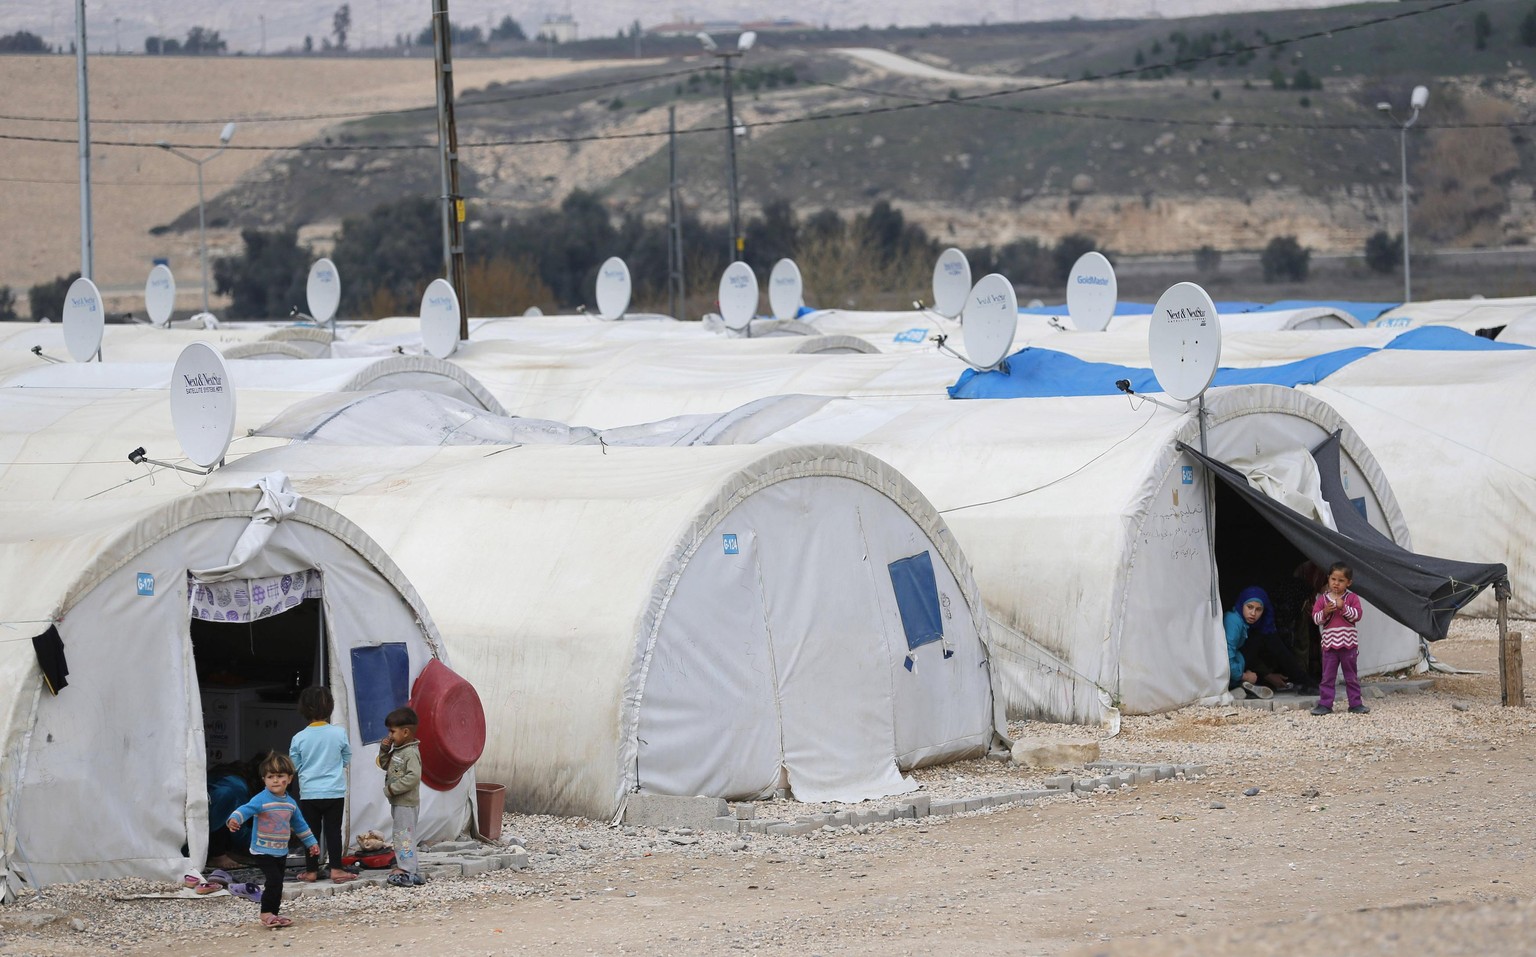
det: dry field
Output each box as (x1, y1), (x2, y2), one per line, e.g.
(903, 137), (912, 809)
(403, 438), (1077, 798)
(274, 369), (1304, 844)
(0, 54), (639, 311)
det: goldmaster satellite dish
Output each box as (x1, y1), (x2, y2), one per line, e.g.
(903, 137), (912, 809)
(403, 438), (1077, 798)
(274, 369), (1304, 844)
(1066, 251), (1117, 332)
(420, 279), (462, 359)
(718, 262), (759, 332)
(145, 265), (176, 327)
(960, 273), (1018, 370)
(1149, 281), (1222, 401)
(62, 277), (105, 362)
(594, 256), (632, 320)
(768, 258), (803, 321)
(170, 342), (236, 468)
(931, 247), (972, 318)
(306, 258), (341, 324)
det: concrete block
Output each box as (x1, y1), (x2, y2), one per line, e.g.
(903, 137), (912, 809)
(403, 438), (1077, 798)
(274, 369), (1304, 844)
(765, 821), (818, 837)
(928, 799), (966, 816)
(1011, 739), (1101, 769)
(421, 863), (462, 880)
(733, 803), (756, 820)
(905, 794), (931, 817)
(1043, 775), (1073, 791)
(891, 804), (916, 820)
(705, 816), (743, 833)
(1178, 764), (1209, 778)
(1157, 765), (1176, 781)
(623, 794), (729, 828)
(740, 820), (772, 834)
(427, 841), (479, 853)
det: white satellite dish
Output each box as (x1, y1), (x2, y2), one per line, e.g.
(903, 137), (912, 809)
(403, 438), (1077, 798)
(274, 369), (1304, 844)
(420, 279), (461, 359)
(594, 256), (632, 320)
(931, 247), (972, 318)
(1149, 281), (1222, 401)
(718, 262), (759, 331)
(145, 265), (176, 327)
(523, 306), (544, 317)
(170, 342), (236, 468)
(960, 273), (1018, 370)
(1066, 251), (1117, 333)
(306, 258), (342, 324)
(767, 258), (803, 321)
(62, 277), (105, 362)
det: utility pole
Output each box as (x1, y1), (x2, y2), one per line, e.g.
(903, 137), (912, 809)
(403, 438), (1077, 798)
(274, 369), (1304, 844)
(721, 50), (741, 261)
(75, 0), (93, 280)
(667, 106), (686, 320)
(432, 0), (469, 338)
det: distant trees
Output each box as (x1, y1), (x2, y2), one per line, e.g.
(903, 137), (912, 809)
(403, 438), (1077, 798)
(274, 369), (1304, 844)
(1194, 245), (1222, 274)
(332, 4), (351, 50)
(416, 22), (483, 46)
(1523, 6), (1536, 46)
(145, 27), (226, 55)
(964, 235), (1109, 288)
(1261, 236), (1310, 282)
(0, 285), (19, 321)
(0, 30), (49, 53)
(1364, 231), (1403, 275)
(27, 272), (80, 322)
(213, 229), (310, 319)
(1474, 11), (1493, 51)
(490, 16), (527, 42)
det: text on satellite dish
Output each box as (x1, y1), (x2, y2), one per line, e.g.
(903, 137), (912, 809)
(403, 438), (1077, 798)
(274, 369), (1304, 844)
(975, 293), (1009, 306)
(429, 295), (454, 308)
(1076, 275), (1111, 286)
(944, 262), (964, 275)
(728, 275), (751, 288)
(182, 371), (225, 394)
(1164, 305), (1208, 324)
(69, 296), (98, 312)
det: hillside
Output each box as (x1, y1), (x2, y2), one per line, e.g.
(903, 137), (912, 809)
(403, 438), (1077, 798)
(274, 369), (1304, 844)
(6, 0), (1536, 309)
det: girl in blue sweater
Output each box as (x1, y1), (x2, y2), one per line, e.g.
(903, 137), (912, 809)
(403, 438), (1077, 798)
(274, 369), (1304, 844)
(226, 752), (318, 928)
(290, 686), (355, 884)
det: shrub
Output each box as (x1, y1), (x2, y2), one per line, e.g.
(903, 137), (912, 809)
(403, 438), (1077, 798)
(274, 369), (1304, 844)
(1194, 245), (1222, 274)
(27, 272), (80, 322)
(1260, 236), (1310, 282)
(1364, 231), (1402, 274)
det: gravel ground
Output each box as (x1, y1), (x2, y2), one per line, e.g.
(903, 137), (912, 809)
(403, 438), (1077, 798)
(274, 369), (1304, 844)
(1, 617), (1529, 956)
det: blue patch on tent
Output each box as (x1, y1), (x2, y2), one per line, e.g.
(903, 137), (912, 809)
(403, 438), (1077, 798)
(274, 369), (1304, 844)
(351, 643), (410, 742)
(888, 552), (945, 656)
(1351, 497), (1369, 521)
(1384, 326), (1532, 351)
(722, 533), (739, 555)
(136, 573), (155, 596)
(893, 328), (929, 344)
(1181, 466), (1194, 485)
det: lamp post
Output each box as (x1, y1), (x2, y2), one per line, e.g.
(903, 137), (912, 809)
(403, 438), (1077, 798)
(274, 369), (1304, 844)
(157, 122), (236, 315)
(1376, 85), (1428, 303)
(698, 30), (755, 261)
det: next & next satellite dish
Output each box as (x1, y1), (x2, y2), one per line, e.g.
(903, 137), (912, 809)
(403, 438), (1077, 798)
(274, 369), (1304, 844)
(960, 273), (1018, 370)
(62, 277), (105, 362)
(931, 247), (971, 319)
(421, 279), (462, 359)
(595, 256), (632, 320)
(1066, 251), (1117, 332)
(307, 258), (342, 324)
(719, 262), (759, 331)
(1149, 281), (1222, 401)
(170, 342), (236, 468)
(145, 265), (176, 327)
(768, 258), (803, 321)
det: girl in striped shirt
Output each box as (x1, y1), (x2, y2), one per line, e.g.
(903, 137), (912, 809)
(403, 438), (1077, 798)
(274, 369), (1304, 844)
(1310, 562), (1368, 715)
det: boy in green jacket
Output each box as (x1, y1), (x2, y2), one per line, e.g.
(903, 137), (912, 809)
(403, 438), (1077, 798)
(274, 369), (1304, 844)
(377, 706), (423, 887)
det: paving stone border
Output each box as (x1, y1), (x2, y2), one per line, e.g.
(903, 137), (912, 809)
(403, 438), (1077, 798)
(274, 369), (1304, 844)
(282, 842), (529, 900)
(623, 763), (1211, 836)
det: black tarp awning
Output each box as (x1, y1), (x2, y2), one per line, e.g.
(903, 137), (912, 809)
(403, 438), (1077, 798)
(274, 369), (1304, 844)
(1179, 434), (1508, 641)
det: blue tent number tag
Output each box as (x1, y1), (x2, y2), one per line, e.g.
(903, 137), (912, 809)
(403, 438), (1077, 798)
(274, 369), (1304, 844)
(136, 573), (155, 596)
(722, 534), (739, 555)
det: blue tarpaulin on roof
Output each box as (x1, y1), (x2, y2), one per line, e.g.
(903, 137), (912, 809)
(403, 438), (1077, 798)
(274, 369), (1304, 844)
(947, 326), (1530, 399)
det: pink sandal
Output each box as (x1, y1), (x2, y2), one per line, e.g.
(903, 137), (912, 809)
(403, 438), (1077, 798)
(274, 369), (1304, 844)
(260, 914), (293, 928)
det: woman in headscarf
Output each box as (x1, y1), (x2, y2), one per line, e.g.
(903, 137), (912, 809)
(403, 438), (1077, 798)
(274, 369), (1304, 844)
(1225, 586), (1307, 697)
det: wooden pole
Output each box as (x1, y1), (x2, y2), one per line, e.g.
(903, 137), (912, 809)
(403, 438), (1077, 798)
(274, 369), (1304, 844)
(1497, 582), (1523, 706)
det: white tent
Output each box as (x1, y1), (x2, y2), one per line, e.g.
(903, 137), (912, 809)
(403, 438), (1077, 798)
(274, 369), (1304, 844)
(1105, 306), (1359, 332)
(0, 321), (328, 381)
(0, 486), (472, 894)
(1301, 348), (1536, 616)
(1370, 295), (1536, 331)
(199, 442), (1006, 819)
(1, 355), (505, 415)
(661, 385), (1421, 721)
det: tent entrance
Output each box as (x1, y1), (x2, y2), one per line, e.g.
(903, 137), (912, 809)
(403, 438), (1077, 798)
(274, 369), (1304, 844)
(1211, 479), (1319, 682)
(190, 574), (328, 769)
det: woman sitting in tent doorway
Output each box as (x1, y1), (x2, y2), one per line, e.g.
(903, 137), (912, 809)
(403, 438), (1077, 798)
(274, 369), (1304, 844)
(1225, 586), (1308, 698)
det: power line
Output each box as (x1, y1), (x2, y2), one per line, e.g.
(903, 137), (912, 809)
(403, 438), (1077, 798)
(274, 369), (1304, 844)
(0, 0), (1491, 154)
(0, 65), (715, 126)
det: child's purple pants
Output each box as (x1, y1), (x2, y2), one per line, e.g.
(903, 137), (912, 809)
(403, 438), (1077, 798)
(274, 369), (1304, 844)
(1318, 645), (1362, 710)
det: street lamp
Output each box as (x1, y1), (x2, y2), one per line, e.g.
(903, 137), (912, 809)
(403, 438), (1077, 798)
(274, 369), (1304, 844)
(157, 121), (237, 314)
(1376, 85), (1428, 303)
(699, 30), (755, 261)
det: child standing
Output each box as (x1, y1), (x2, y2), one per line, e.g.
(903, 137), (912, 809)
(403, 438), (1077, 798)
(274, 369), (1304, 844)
(376, 706), (424, 887)
(1311, 562), (1368, 715)
(226, 752), (319, 928)
(289, 686), (356, 884)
